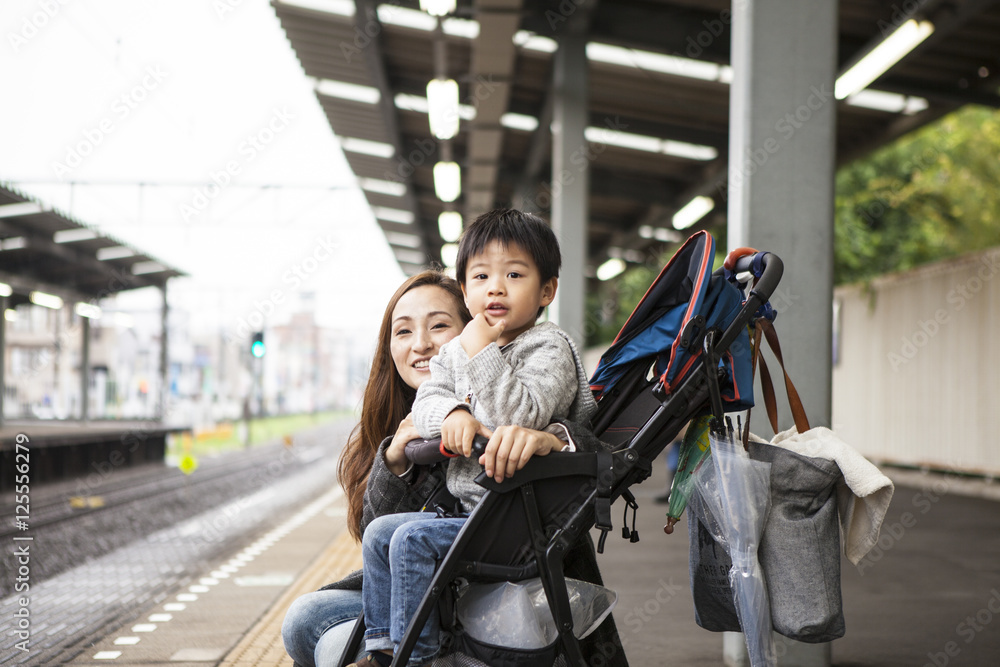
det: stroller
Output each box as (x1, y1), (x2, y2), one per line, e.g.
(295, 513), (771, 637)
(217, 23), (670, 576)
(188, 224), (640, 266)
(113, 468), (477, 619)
(338, 231), (783, 666)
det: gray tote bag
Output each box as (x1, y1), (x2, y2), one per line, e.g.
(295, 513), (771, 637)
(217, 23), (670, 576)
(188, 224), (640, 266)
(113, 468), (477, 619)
(689, 441), (845, 643)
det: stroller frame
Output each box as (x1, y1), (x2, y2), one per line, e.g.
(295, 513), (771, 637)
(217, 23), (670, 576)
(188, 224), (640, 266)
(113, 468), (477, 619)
(339, 250), (783, 667)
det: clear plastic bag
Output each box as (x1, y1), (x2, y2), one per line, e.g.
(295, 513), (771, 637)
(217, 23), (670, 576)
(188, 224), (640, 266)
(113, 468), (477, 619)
(693, 429), (775, 667)
(455, 577), (618, 649)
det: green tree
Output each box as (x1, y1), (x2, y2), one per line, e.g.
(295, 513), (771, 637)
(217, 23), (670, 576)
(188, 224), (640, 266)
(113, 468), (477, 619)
(834, 105), (1000, 285)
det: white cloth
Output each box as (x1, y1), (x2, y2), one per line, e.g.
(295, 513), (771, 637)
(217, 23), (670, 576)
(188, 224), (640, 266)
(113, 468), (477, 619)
(751, 426), (894, 566)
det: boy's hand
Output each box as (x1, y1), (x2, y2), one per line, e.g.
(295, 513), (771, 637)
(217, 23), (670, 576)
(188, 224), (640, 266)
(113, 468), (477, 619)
(460, 314), (506, 358)
(441, 408), (489, 457)
(479, 425), (561, 483)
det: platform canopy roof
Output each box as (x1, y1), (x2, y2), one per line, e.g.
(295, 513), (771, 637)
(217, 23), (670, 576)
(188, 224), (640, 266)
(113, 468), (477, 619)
(0, 183), (184, 308)
(272, 0), (1000, 277)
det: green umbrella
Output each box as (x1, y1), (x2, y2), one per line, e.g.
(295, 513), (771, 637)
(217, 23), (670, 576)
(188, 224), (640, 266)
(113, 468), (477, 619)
(664, 413), (713, 534)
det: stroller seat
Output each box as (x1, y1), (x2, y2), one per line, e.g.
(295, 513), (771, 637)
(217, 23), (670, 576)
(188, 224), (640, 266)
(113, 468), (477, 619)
(339, 232), (784, 667)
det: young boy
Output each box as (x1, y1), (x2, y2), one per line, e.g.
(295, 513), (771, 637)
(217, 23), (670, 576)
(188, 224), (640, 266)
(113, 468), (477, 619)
(355, 208), (596, 667)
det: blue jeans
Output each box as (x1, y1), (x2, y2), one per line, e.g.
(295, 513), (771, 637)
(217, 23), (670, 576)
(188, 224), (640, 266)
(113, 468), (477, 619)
(362, 512), (467, 665)
(282, 588), (364, 666)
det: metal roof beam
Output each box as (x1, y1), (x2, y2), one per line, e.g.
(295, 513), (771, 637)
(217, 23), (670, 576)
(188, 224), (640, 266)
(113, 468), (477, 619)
(0, 219), (165, 295)
(352, 0), (428, 261)
(462, 0), (523, 221)
(523, 1), (731, 64)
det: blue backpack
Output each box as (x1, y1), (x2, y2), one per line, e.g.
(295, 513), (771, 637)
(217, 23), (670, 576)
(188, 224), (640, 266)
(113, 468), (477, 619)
(589, 231), (755, 443)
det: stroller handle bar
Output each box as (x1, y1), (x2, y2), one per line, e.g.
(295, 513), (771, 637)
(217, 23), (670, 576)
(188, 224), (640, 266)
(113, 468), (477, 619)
(716, 250), (783, 353)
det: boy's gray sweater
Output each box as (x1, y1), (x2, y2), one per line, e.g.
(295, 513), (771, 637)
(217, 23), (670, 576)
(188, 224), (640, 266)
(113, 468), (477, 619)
(413, 321), (597, 511)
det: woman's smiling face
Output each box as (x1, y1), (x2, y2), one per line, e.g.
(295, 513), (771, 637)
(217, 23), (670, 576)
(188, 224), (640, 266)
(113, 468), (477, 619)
(389, 284), (464, 390)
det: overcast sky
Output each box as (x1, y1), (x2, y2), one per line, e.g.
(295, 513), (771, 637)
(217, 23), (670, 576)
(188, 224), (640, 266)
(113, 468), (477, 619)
(0, 0), (406, 338)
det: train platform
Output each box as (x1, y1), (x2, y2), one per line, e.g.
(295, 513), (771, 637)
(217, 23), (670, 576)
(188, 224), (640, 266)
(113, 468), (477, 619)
(6, 428), (1000, 666)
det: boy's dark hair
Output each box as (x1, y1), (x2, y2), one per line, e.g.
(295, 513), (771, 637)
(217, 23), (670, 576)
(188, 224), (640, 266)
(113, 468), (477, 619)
(456, 208), (561, 286)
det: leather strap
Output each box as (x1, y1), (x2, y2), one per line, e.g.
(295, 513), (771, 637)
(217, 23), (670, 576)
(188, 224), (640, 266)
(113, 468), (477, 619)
(752, 318), (811, 436)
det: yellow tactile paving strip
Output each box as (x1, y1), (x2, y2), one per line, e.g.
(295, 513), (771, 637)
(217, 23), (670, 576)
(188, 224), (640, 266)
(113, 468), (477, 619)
(219, 529), (363, 666)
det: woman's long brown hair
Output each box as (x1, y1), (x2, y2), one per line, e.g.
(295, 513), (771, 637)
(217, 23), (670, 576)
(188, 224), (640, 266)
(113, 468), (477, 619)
(339, 270), (471, 541)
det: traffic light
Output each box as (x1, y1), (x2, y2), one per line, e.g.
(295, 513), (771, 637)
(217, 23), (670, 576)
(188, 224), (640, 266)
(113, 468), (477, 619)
(250, 331), (266, 358)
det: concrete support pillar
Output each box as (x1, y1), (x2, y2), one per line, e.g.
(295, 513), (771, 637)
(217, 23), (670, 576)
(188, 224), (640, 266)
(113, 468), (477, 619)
(549, 30), (588, 348)
(726, 0), (837, 665)
(81, 315), (90, 421)
(159, 285), (169, 421)
(0, 295), (5, 428)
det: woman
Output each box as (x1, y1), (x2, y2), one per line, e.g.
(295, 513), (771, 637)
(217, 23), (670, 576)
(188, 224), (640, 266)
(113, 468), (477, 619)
(282, 270), (629, 667)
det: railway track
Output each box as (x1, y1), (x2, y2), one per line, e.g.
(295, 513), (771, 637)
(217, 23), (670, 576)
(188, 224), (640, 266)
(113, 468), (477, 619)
(0, 418), (352, 598)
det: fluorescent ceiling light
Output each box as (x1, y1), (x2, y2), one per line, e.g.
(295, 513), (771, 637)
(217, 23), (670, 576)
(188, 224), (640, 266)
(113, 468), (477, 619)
(395, 93), (475, 121)
(395, 93), (430, 114)
(587, 42), (720, 82)
(501, 113), (539, 132)
(427, 79), (460, 140)
(433, 162), (461, 203)
(131, 261), (165, 275)
(903, 96), (929, 115)
(846, 89), (907, 112)
(316, 79), (381, 104)
(393, 247), (426, 265)
(597, 258), (626, 281)
(97, 246), (134, 260)
(30, 291), (63, 309)
(835, 19), (934, 100)
(584, 127), (717, 161)
(54, 228), (98, 243)
(442, 17), (478, 39)
(4, 309), (17, 322)
(340, 137), (395, 158)
(75, 302), (102, 319)
(438, 211), (463, 242)
(1, 237), (27, 250)
(513, 31), (558, 53)
(359, 178), (407, 197)
(0, 282), (11, 297)
(585, 127), (661, 153)
(0, 202), (45, 218)
(278, 0), (355, 16)
(441, 243), (459, 268)
(373, 206), (415, 224)
(419, 0), (455, 17)
(378, 5), (437, 31)
(375, 3), (475, 37)
(672, 196), (715, 230)
(638, 225), (681, 242)
(385, 231), (422, 248)
(662, 140), (718, 161)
